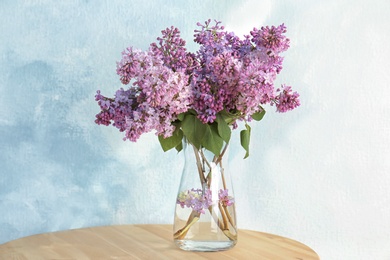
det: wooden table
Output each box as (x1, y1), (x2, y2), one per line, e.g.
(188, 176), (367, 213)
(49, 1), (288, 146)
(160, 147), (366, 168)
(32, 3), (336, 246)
(0, 224), (319, 259)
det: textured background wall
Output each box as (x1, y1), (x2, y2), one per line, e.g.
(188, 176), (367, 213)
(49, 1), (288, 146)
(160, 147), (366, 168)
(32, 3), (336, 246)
(1, 0), (389, 259)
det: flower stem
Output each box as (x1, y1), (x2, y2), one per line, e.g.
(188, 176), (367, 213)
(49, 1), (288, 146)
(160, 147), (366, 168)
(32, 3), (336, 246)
(207, 206), (237, 241)
(218, 203), (228, 229)
(173, 210), (200, 239)
(223, 205), (236, 229)
(192, 145), (206, 185)
(175, 142), (236, 242)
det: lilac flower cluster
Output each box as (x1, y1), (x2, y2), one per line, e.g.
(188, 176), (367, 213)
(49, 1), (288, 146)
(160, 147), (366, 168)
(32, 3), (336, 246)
(176, 188), (234, 214)
(95, 28), (192, 141)
(177, 188), (212, 214)
(191, 21), (298, 124)
(95, 20), (300, 141)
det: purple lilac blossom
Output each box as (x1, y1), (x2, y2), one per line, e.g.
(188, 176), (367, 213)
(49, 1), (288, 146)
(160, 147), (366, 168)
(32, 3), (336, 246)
(273, 85), (300, 112)
(176, 188), (235, 214)
(177, 188), (213, 214)
(250, 24), (290, 55)
(95, 20), (300, 140)
(96, 42), (192, 141)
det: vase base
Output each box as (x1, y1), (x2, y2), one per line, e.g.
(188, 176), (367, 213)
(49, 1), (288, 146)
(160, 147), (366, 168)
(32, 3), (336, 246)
(174, 240), (237, 252)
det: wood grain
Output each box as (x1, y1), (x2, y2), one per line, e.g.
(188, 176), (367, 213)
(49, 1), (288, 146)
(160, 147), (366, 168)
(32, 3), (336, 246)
(0, 224), (319, 259)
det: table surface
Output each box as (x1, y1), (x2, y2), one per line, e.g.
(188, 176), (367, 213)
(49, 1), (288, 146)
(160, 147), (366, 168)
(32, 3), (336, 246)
(0, 224), (319, 259)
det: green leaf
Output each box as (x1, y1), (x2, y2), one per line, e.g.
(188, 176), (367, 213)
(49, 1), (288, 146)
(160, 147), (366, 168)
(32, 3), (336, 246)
(181, 114), (206, 149)
(180, 112), (226, 156)
(177, 110), (197, 122)
(215, 113), (231, 143)
(252, 108), (266, 121)
(219, 109), (240, 124)
(240, 124), (251, 159)
(175, 141), (183, 153)
(158, 128), (183, 152)
(177, 113), (185, 121)
(202, 123), (223, 156)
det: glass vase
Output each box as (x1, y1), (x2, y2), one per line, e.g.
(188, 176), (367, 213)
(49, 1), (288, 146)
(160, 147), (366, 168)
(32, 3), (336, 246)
(173, 140), (237, 251)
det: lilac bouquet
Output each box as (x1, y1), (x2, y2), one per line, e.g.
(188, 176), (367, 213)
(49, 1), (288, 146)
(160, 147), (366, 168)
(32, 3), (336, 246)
(95, 19), (300, 158)
(95, 20), (300, 249)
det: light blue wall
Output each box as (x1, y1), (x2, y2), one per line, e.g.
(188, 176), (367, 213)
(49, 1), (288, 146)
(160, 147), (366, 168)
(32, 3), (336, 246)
(1, 1), (390, 259)
(0, 0), (237, 241)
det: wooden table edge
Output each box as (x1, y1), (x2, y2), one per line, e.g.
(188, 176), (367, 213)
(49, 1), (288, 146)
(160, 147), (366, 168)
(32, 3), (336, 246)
(0, 224), (320, 259)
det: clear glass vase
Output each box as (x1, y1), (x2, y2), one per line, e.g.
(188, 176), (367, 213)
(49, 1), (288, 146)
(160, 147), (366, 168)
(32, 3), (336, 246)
(173, 140), (237, 251)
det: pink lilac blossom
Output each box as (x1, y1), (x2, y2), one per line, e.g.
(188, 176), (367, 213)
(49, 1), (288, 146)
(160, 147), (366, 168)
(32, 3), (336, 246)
(218, 189), (235, 207)
(95, 20), (300, 141)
